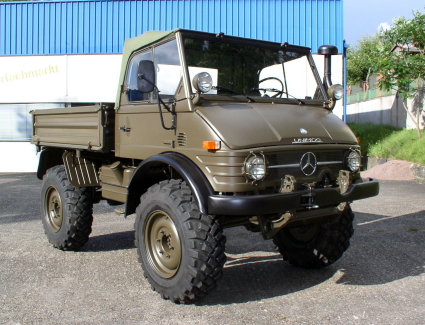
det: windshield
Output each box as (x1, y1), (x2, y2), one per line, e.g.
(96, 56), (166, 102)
(183, 37), (324, 100)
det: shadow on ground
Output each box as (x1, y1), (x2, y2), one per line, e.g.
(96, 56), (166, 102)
(81, 231), (136, 252)
(336, 210), (425, 287)
(0, 173), (40, 224)
(196, 210), (425, 305)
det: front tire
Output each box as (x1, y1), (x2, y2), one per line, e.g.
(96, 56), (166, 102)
(273, 206), (355, 268)
(41, 165), (94, 250)
(134, 180), (226, 303)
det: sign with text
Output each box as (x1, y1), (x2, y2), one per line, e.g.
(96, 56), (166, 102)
(0, 54), (122, 103)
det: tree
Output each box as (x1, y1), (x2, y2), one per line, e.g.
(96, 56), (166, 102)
(346, 34), (381, 89)
(372, 10), (425, 138)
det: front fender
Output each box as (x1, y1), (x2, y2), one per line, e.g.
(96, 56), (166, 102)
(125, 152), (214, 216)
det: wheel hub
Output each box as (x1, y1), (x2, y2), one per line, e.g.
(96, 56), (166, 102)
(145, 211), (182, 278)
(286, 223), (320, 246)
(45, 186), (63, 233)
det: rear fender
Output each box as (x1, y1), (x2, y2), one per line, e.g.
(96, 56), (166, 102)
(36, 148), (63, 180)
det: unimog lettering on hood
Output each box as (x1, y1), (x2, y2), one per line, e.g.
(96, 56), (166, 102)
(292, 138), (323, 144)
(31, 29), (379, 304)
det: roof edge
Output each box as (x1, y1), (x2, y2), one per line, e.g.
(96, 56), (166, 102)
(115, 29), (178, 107)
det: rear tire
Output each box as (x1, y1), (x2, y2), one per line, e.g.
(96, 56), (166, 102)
(41, 165), (93, 250)
(134, 180), (226, 303)
(273, 206), (355, 268)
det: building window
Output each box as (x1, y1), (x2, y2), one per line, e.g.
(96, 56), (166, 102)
(0, 104), (64, 141)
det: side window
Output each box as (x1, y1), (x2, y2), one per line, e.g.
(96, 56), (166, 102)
(126, 50), (152, 102)
(125, 39), (181, 103)
(154, 39), (182, 100)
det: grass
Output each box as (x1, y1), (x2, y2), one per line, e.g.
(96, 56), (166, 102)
(347, 123), (425, 166)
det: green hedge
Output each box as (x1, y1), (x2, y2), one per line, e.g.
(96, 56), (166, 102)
(347, 123), (425, 165)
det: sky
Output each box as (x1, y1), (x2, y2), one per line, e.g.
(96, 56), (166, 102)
(344, 0), (423, 46)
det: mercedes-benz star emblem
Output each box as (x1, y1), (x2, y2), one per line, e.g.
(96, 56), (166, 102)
(300, 152), (317, 176)
(300, 128), (308, 135)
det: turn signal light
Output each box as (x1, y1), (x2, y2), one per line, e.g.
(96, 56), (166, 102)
(202, 141), (221, 150)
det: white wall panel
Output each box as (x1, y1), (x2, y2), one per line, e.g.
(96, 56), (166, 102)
(0, 54), (122, 103)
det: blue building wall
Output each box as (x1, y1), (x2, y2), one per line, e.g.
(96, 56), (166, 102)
(0, 0), (343, 55)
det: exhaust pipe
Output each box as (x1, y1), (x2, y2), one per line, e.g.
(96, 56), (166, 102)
(318, 45), (343, 110)
(318, 45), (338, 90)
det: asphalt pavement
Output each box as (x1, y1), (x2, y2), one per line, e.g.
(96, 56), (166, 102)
(0, 173), (424, 325)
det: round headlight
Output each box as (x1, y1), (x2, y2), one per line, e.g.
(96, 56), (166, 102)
(192, 72), (213, 93)
(244, 154), (267, 181)
(328, 84), (344, 100)
(347, 150), (361, 172)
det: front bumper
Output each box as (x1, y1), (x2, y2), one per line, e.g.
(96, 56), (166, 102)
(208, 178), (379, 216)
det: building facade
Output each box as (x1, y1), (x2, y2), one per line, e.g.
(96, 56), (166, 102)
(0, 0), (343, 171)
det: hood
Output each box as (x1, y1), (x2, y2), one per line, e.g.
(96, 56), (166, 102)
(196, 102), (357, 150)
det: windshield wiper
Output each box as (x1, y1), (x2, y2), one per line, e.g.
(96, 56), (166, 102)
(250, 87), (305, 105)
(212, 86), (255, 102)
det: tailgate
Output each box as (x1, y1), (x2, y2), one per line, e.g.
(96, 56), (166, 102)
(31, 103), (115, 152)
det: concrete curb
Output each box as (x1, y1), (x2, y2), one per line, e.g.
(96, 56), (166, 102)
(411, 164), (425, 181)
(365, 157), (425, 180)
(365, 157), (389, 169)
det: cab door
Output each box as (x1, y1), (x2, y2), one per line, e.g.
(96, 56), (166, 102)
(116, 39), (183, 159)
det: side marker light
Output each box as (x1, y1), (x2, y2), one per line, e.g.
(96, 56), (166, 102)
(202, 141), (221, 150)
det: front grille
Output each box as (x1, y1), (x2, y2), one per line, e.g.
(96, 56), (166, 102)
(266, 150), (345, 179)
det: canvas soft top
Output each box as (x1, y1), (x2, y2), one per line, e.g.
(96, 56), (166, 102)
(114, 28), (313, 106)
(115, 29), (178, 106)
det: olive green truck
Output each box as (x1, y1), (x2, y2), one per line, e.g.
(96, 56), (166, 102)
(31, 29), (379, 303)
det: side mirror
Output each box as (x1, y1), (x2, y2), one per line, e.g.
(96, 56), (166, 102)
(137, 60), (155, 93)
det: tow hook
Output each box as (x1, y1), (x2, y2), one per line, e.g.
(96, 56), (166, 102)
(301, 183), (319, 210)
(337, 170), (350, 211)
(280, 175), (296, 193)
(337, 170), (350, 194)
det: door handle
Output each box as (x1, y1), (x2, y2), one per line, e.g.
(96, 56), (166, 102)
(119, 125), (131, 132)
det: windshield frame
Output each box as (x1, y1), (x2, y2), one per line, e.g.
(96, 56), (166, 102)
(177, 30), (329, 105)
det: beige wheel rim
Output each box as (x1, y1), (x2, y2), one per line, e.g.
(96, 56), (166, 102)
(144, 211), (182, 278)
(44, 186), (63, 233)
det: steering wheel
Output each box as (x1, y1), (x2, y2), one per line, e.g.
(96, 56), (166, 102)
(254, 77), (285, 98)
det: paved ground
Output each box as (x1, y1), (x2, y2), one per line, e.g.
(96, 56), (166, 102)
(0, 173), (424, 325)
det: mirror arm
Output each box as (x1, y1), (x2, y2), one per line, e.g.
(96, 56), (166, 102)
(157, 96), (177, 131)
(138, 71), (177, 131)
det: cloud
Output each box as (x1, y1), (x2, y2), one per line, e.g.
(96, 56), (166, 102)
(378, 22), (391, 32)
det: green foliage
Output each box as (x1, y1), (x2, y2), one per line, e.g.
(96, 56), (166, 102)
(348, 123), (425, 165)
(363, 9), (425, 138)
(373, 10), (425, 100)
(347, 123), (398, 155)
(368, 128), (425, 165)
(346, 35), (382, 87)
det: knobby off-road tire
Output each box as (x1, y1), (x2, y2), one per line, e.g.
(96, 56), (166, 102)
(273, 206), (355, 268)
(41, 165), (94, 250)
(134, 180), (226, 303)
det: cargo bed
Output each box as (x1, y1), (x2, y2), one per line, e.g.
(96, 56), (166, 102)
(31, 103), (115, 153)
